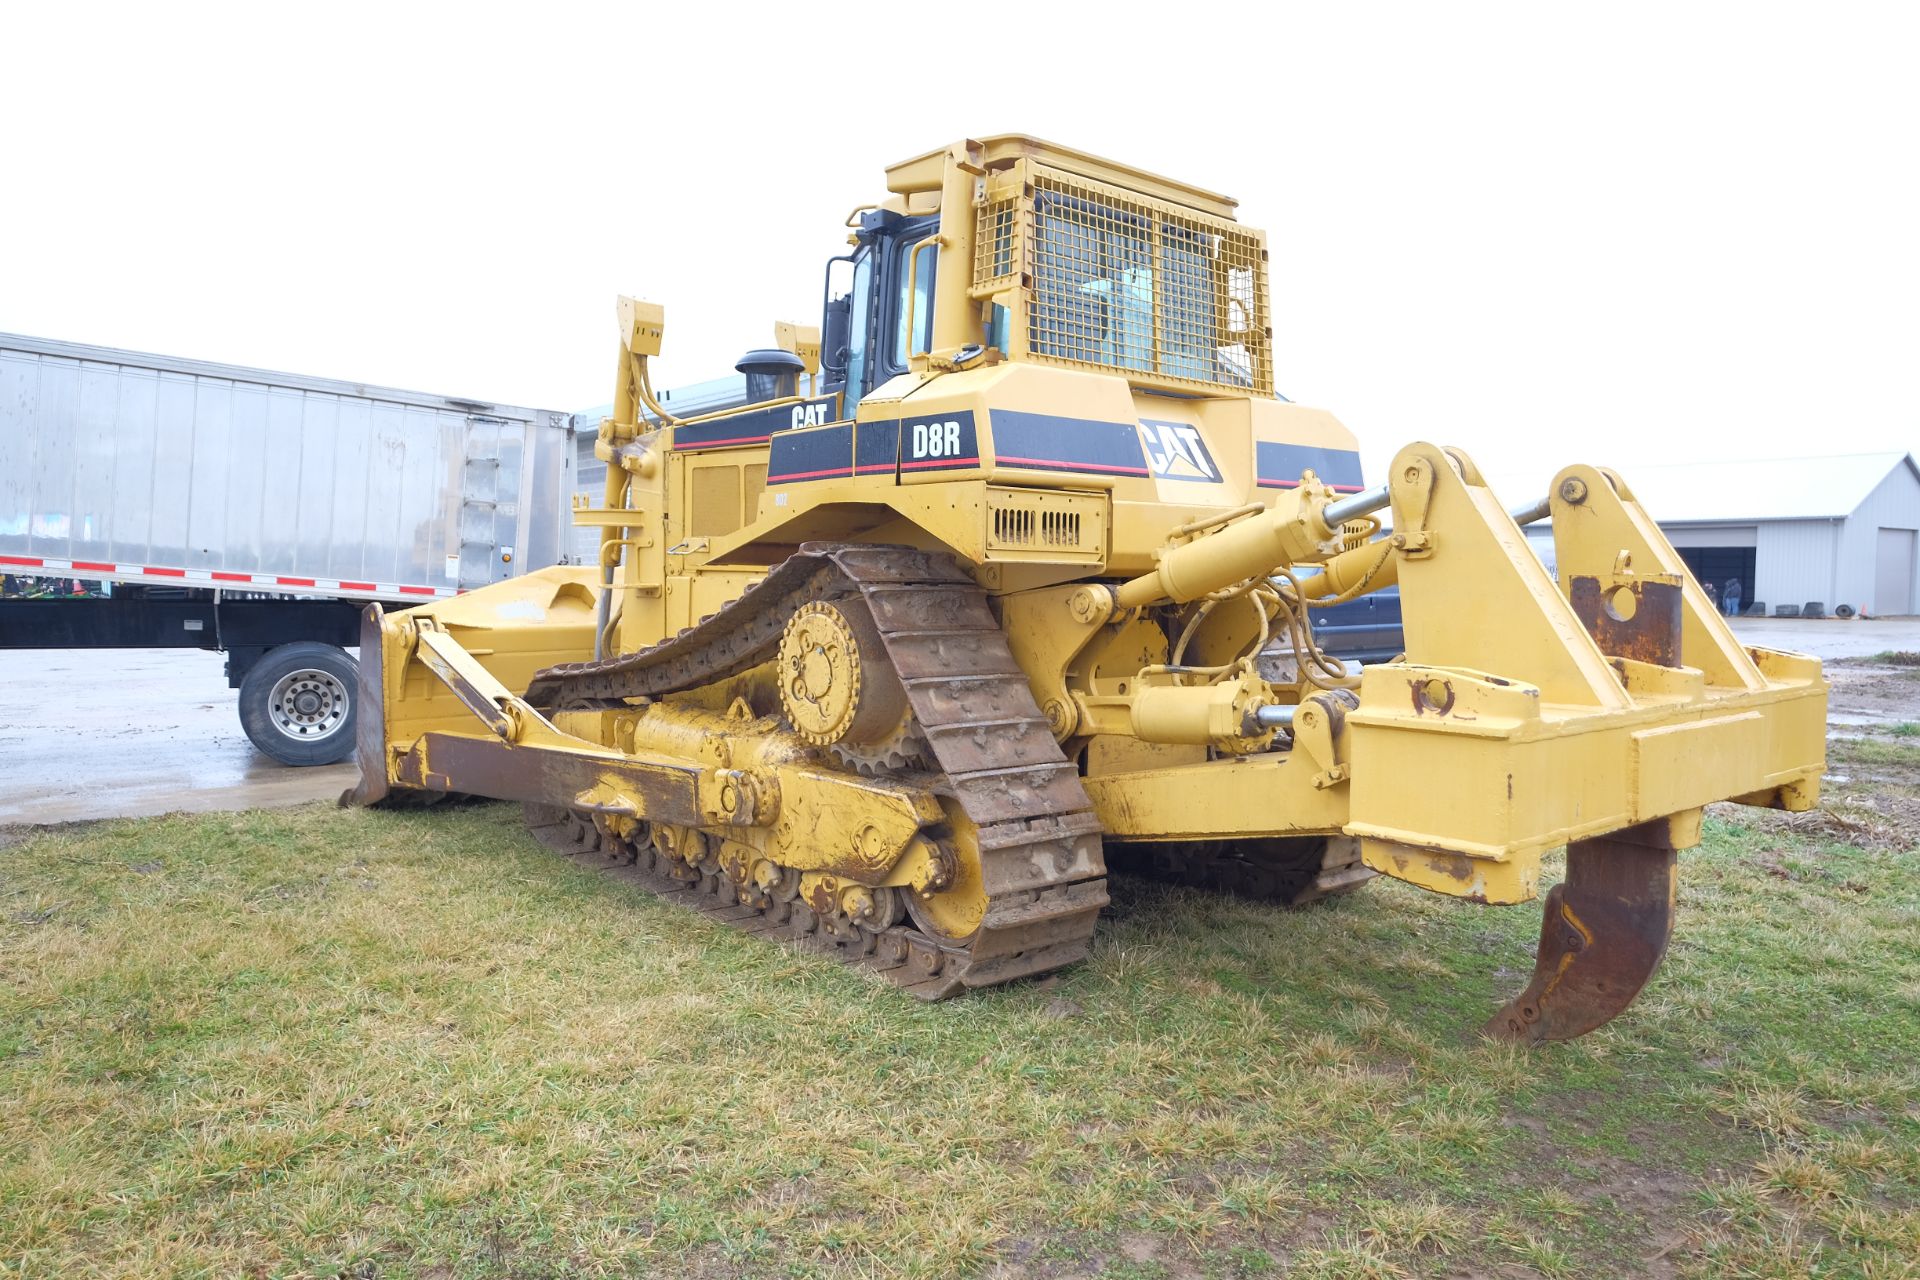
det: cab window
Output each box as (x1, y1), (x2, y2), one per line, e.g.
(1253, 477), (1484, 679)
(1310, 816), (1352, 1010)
(844, 250), (873, 403)
(892, 239), (937, 365)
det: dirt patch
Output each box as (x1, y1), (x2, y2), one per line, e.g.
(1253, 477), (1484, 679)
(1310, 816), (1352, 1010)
(1825, 658), (1920, 727)
(1741, 733), (1920, 852)
(1746, 850), (1872, 893)
(1568, 1153), (1698, 1218)
(1740, 660), (1920, 850)
(985, 1229), (1217, 1279)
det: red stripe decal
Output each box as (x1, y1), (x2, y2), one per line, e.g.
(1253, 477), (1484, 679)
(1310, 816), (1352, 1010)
(276, 576), (317, 587)
(995, 454), (1149, 476)
(210, 571), (251, 582)
(340, 580), (376, 592)
(142, 565), (187, 577)
(397, 585), (437, 596)
(677, 434), (771, 450)
(853, 463), (896, 474)
(0, 554), (45, 567)
(71, 560), (116, 572)
(767, 466), (853, 482)
(898, 456), (982, 472)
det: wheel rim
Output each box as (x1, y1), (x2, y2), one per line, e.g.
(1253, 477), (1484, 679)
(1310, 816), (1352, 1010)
(266, 667), (350, 743)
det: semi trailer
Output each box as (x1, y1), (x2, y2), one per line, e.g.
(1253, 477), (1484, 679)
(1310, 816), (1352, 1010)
(0, 333), (576, 764)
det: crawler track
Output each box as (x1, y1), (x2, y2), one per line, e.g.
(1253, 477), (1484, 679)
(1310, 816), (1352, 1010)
(523, 544), (1108, 998)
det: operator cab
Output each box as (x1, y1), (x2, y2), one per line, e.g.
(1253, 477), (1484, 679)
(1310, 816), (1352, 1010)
(818, 208), (940, 411)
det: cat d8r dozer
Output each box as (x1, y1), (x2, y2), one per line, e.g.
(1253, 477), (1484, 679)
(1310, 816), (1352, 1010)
(345, 136), (1827, 1042)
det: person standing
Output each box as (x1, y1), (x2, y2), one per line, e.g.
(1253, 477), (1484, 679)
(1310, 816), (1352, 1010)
(1724, 577), (1743, 617)
(1703, 579), (1719, 613)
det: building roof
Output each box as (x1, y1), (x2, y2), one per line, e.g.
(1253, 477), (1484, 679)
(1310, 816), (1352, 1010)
(1491, 452), (1919, 524)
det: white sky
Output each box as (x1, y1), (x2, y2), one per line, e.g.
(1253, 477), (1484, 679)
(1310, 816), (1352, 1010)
(3, 2), (1915, 493)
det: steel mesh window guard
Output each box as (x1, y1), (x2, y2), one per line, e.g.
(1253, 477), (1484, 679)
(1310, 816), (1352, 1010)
(989, 166), (1271, 395)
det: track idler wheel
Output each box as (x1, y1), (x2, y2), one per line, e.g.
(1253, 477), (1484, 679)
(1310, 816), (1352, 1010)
(1485, 822), (1678, 1044)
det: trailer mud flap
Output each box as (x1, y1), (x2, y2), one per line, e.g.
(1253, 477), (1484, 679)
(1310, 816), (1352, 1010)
(1485, 820), (1678, 1044)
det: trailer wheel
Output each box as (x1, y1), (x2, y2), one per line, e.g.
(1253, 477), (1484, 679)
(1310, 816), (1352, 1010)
(238, 642), (357, 766)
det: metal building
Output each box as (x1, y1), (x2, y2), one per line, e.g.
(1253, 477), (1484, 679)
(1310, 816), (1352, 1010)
(1520, 452), (1920, 618)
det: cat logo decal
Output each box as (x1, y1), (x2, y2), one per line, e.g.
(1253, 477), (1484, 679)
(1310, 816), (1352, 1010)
(1139, 419), (1220, 482)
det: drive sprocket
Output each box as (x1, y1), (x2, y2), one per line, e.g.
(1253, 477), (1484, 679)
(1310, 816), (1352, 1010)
(776, 598), (910, 750)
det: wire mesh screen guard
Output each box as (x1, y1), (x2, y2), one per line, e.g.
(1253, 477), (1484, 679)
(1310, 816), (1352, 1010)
(973, 165), (1271, 395)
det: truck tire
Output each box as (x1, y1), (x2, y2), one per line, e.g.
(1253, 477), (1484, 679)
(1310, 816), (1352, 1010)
(238, 641), (358, 766)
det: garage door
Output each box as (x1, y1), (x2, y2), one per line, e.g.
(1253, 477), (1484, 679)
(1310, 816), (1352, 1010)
(1877, 528), (1916, 615)
(1676, 547), (1757, 612)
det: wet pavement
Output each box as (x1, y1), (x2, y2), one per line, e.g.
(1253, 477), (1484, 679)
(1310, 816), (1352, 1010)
(1, 617), (1914, 828)
(0, 648), (356, 826)
(1728, 615), (1920, 661)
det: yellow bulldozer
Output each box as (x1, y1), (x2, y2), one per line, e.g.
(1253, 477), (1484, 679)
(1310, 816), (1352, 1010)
(345, 135), (1827, 1042)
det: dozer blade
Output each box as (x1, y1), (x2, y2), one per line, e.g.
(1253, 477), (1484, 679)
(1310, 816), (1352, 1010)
(1485, 822), (1678, 1044)
(340, 602), (392, 809)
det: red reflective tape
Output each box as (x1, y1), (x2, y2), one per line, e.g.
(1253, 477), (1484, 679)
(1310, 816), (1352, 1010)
(397, 585), (436, 596)
(339, 580), (376, 592)
(0, 554), (45, 567)
(994, 455), (1147, 476)
(142, 565), (187, 577)
(898, 456), (982, 471)
(71, 560), (115, 572)
(276, 576), (317, 588)
(210, 571), (251, 582)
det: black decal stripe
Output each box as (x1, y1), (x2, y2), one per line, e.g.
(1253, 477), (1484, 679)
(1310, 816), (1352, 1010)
(767, 423), (854, 483)
(992, 455), (1143, 476)
(1256, 441), (1365, 491)
(671, 397), (840, 451)
(989, 410), (1149, 477)
(854, 419), (900, 476)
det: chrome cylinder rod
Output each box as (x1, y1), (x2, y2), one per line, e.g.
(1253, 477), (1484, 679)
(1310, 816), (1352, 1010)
(1323, 484), (1391, 527)
(1252, 704), (1299, 730)
(1509, 496), (1552, 526)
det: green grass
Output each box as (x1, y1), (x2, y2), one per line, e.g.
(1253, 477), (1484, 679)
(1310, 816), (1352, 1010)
(1838, 734), (1920, 764)
(1861, 651), (1920, 667)
(1843, 729), (1920, 759)
(3, 790), (1917, 1279)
